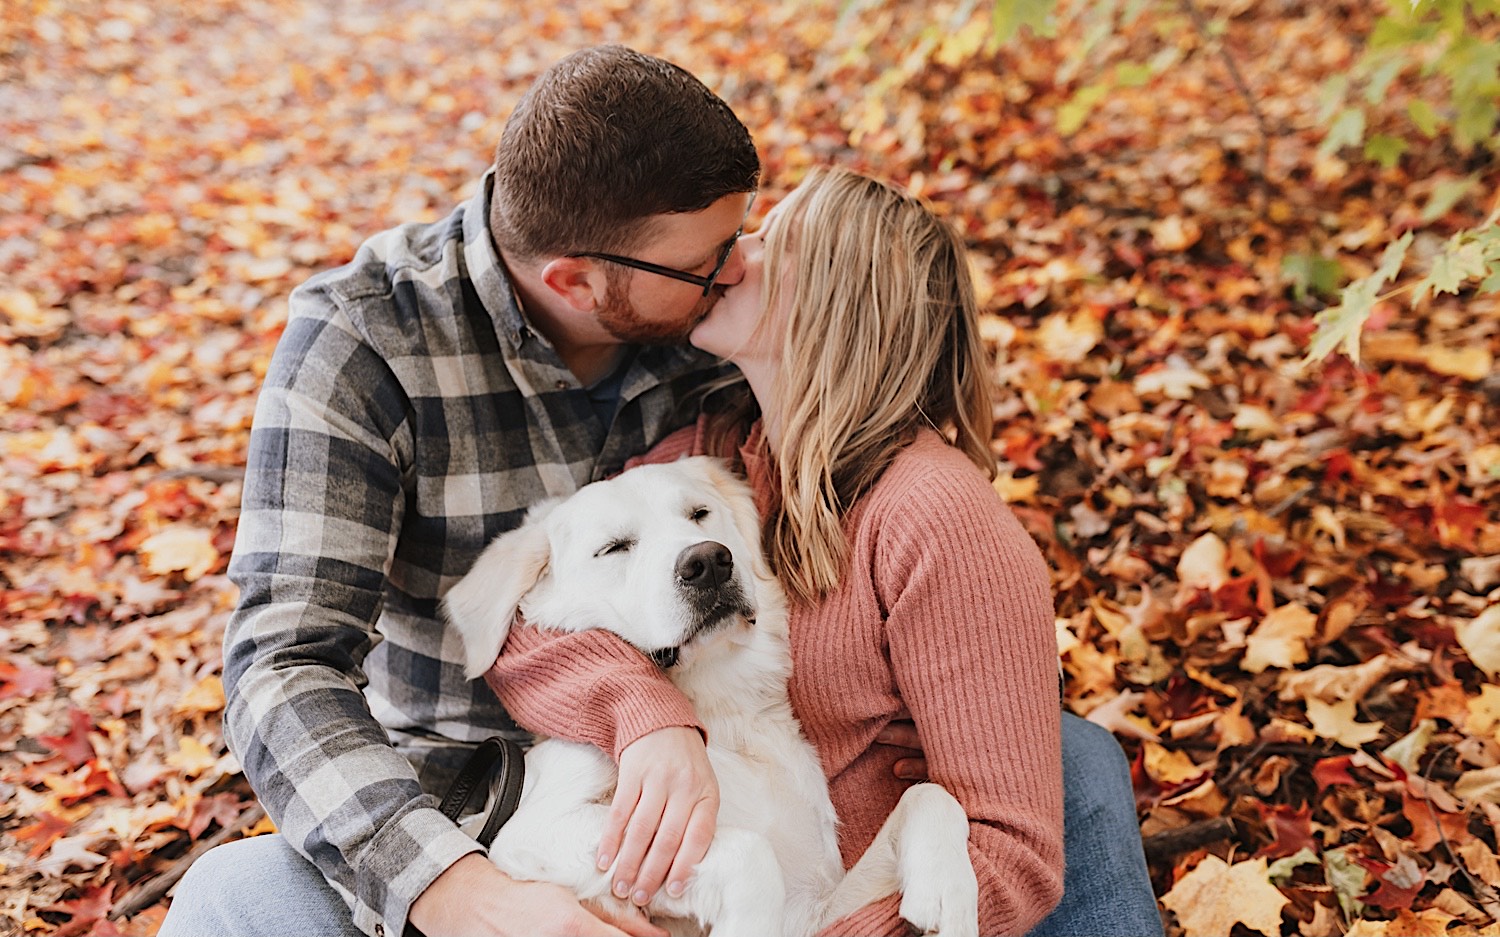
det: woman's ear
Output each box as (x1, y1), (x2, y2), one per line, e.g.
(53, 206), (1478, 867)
(444, 518), (553, 679)
(539, 256), (607, 312)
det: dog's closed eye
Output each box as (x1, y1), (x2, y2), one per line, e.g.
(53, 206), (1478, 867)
(594, 538), (635, 558)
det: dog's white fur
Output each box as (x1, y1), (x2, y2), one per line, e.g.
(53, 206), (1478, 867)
(444, 457), (978, 937)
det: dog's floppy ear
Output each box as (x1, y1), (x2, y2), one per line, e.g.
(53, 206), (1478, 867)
(444, 502), (557, 679)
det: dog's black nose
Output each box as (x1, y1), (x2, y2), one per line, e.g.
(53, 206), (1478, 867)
(675, 541), (733, 590)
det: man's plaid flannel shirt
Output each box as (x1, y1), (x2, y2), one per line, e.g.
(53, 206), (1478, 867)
(223, 170), (729, 937)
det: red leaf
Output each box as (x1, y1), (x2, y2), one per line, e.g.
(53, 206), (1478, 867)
(44, 883), (116, 937)
(188, 792), (244, 840)
(1254, 802), (1317, 859)
(1403, 790), (1470, 851)
(0, 659), (55, 700)
(13, 811), (70, 859)
(1313, 755), (1357, 790)
(40, 708), (98, 769)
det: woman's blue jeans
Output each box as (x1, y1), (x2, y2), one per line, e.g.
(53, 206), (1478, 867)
(160, 713), (1162, 937)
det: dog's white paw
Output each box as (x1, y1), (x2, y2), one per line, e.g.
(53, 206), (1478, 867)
(895, 785), (979, 937)
(899, 867), (978, 937)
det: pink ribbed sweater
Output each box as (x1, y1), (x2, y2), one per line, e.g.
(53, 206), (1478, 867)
(485, 421), (1064, 936)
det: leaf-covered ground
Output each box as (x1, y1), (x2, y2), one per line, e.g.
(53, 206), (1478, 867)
(2, 1), (1497, 934)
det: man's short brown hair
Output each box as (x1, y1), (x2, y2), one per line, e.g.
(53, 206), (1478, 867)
(490, 45), (760, 261)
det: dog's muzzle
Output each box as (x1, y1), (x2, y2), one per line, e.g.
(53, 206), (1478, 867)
(651, 541), (746, 669)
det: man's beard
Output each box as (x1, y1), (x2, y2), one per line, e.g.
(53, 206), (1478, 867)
(595, 272), (714, 345)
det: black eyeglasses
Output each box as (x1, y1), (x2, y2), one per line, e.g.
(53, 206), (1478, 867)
(570, 224), (745, 297)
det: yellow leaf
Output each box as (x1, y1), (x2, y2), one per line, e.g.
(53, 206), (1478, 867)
(1243, 603), (1318, 674)
(1035, 311), (1101, 363)
(174, 676), (226, 717)
(992, 472), (1039, 503)
(1424, 345), (1493, 381)
(1151, 215), (1201, 252)
(1306, 698), (1384, 748)
(139, 525), (220, 582)
(1143, 741), (1206, 785)
(0, 289), (68, 339)
(1468, 685), (1500, 740)
(1456, 765), (1500, 805)
(1177, 533), (1229, 592)
(1160, 855), (1288, 937)
(1457, 606), (1500, 679)
(166, 737), (218, 778)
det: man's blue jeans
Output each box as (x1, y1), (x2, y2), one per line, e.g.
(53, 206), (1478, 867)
(160, 714), (1161, 936)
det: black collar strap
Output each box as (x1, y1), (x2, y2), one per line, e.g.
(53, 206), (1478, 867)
(408, 738), (526, 937)
(438, 736), (526, 848)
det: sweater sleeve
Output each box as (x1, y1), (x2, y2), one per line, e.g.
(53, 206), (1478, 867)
(815, 894), (916, 937)
(874, 457), (1065, 935)
(481, 421), (712, 759)
(484, 624), (704, 760)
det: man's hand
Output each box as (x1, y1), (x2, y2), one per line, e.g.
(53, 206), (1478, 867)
(410, 853), (666, 937)
(598, 726), (719, 906)
(876, 716), (928, 781)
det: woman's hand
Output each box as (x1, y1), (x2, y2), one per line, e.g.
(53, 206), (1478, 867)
(876, 715), (929, 781)
(599, 726), (720, 906)
(410, 853), (667, 937)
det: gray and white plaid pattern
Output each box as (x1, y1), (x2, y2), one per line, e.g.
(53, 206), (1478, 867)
(223, 170), (729, 937)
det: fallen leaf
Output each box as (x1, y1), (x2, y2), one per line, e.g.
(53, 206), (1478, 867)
(1243, 603), (1319, 674)
(138, 525), (221, 581)
(1160, 855), (1289, 937)
(1456, 606), (1500, 679)
(1306, 698), (1384, 748)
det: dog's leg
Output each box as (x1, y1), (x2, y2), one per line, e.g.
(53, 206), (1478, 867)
(648, 827), (787, 937)
(819, 784), (977, 937)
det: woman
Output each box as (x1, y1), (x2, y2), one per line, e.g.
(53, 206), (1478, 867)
(491, 167), (1063, 935)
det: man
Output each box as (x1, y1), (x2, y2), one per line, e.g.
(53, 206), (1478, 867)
(161, 45), (1160, 937)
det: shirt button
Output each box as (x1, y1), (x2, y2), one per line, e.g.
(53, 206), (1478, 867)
(375, 924), (385, 937)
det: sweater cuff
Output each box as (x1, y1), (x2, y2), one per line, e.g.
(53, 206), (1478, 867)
(816, 894), (916, 937)
(486, 624), (705, 760)
(583, 669), (707, 760)
(350, 804), (483, 937)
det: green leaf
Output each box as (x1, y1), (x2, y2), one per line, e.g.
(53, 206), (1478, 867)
(1481, 261), (1500, 293)
(1282, 253), (1344, 301)
(1415, 239), (1490, 304)
(1323, 847), (1368, 917)
(1362, 55), (1404, 104)
(1373, 231), (1415, 286)
(1268, 848), (1320, 884)
(1305, 278), (1379, 365)
(1114, 62), (1154, 87)
(1303, 233), (1411, 366)
(1317, 75), (1349, 124)
(1057, 82), (1108, 136)
(1407, 99), (1442, 137)
(1455, 95), (1499, 151)
(1363, 134), (1408, 168)
(1383, 718), (1438, 773)
(990, 0), (1057, 44)
(1370, 15), (1439, 49)
(1422, 175), (1478, 223)
(1319, 107), (1366, 158)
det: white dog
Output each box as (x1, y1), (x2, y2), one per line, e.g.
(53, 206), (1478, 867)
(444, 457), (977, 937)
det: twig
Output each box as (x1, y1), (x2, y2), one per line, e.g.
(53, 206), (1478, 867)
(109, 803), (266, 920)
(1180, 0), (1274, 213)
(1142, 817), (1237, 862)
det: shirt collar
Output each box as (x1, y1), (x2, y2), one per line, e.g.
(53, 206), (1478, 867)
(461, 167), (528, 347)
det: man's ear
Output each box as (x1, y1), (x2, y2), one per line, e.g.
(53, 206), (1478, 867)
(539, 256), (607, 312)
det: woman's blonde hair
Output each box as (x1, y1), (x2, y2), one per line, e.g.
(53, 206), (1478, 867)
(716, 166), (996, 604)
